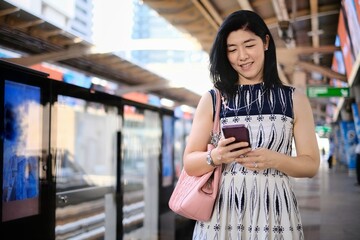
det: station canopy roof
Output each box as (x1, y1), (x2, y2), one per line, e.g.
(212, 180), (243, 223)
(0, 0), (345, 122)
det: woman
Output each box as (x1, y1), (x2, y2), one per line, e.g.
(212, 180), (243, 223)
(183, 10), (320, 239)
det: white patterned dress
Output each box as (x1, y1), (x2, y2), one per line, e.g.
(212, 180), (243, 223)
(192, 83), (304, 240)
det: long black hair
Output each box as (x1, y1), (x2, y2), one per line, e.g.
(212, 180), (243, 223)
(209, 10), (282, 95)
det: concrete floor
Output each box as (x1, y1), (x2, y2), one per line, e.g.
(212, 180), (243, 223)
(294, 158), (360, 240)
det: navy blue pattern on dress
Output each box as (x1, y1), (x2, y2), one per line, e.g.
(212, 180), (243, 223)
(193, 83), (303, 240)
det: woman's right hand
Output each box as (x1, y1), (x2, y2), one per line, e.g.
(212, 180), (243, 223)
(212, 137), (252, 165)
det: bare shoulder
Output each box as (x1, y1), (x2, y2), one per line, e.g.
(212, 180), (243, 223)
(292, 88), (312, 108)
(292, 88), (313, 122)
(192, 90), (214, 121)
(185, 90), (215, 152)
(292, 88), (308, 102)
(197, 90), (213, 112)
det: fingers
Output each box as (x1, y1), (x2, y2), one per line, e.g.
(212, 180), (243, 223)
(220, 137), (250, 150)
(236, 148), (270, 171)
(236, 160), (260, 171)
(235, 156), (259, 168)
(213, 146), (271, 171)
(214, 138), (251, 164)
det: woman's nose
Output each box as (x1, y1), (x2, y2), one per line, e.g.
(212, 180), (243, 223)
(238, 50), (249, 61)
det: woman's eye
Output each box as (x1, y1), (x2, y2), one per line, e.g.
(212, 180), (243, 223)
(228, 49), (236, 52)
(245, 45), (255, 48)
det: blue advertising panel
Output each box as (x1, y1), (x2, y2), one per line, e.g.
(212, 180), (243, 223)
(352, 103), (360, 139)
(63, 71), (92, 88)
(339, 121), (357, 169)
(3, 80), (41, 221)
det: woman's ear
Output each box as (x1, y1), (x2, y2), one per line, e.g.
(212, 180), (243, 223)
(264, 35), (270, 50)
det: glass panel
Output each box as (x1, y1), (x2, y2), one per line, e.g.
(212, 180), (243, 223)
(162, 115), (174, 187)
(53, 95), (120, 240)
(173, 118), (192, 180)
(122, 105), (161, 239)
(2, 80), (42, 222)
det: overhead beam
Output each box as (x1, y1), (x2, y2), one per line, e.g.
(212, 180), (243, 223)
(265, 5), (339, 29)
(310, 0), (320, 64)
(272, 0), (289, 21)
(143, 0), (188, 10)
(2, 45), (93, 66)
(116, 81), (171, 95)
(271, 0), (296, 47)
(0, 7), (19, 17)
(191, 0), (219, 29)
(236, 0), (254, 10)
(160, 4), (199, 22)
(277, 45), (341, 68)
(297, 61), (347, 82)
(48, 37), (83, 47)
(277, 45), (340, 55)
(5, 16), (44, 29)
(12, 19), (44, 29)
(29, 29), (64, 39)
(199, 0), (223, 25)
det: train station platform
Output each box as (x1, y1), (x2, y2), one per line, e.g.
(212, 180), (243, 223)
(295, 157), (360, 240)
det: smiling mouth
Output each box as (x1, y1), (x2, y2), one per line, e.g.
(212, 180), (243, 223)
(240, 62), (253, 70)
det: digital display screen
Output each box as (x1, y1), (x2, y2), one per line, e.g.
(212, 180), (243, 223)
(2, 80), (41, 222)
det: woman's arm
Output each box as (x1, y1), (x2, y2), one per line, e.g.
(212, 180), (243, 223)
(239, 89), (320, 178)
(182, 91), (216, 176)
(183, 91), (253, 176)
(284, 89), (320, 177)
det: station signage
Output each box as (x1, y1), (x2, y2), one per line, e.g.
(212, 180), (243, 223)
(315, 125), (332, 137)
(306, 86), (350, 98)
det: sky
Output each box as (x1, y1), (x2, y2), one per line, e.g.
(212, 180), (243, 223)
(92, 0), (133, 52)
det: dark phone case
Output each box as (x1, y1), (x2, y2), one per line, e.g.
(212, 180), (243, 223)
(222, 124), (251, 149)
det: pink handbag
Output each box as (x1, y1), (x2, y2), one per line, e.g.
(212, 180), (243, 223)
(168, 89), (222, 222)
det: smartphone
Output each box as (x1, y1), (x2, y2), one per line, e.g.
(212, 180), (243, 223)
(222, 124), (251, 150)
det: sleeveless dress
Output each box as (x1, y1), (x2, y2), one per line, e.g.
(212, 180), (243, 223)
(192, 83), (304, 240)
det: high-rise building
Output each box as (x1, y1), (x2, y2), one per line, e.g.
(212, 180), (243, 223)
(5, 0), (93, 40)
(130, 1), (206, 65)
(68, 0), (93, 40)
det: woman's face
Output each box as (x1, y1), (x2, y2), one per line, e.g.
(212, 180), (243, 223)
(226, 29), (268, 85)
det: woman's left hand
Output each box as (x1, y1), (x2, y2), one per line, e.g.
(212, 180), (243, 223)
(236, 148), (279, 171)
